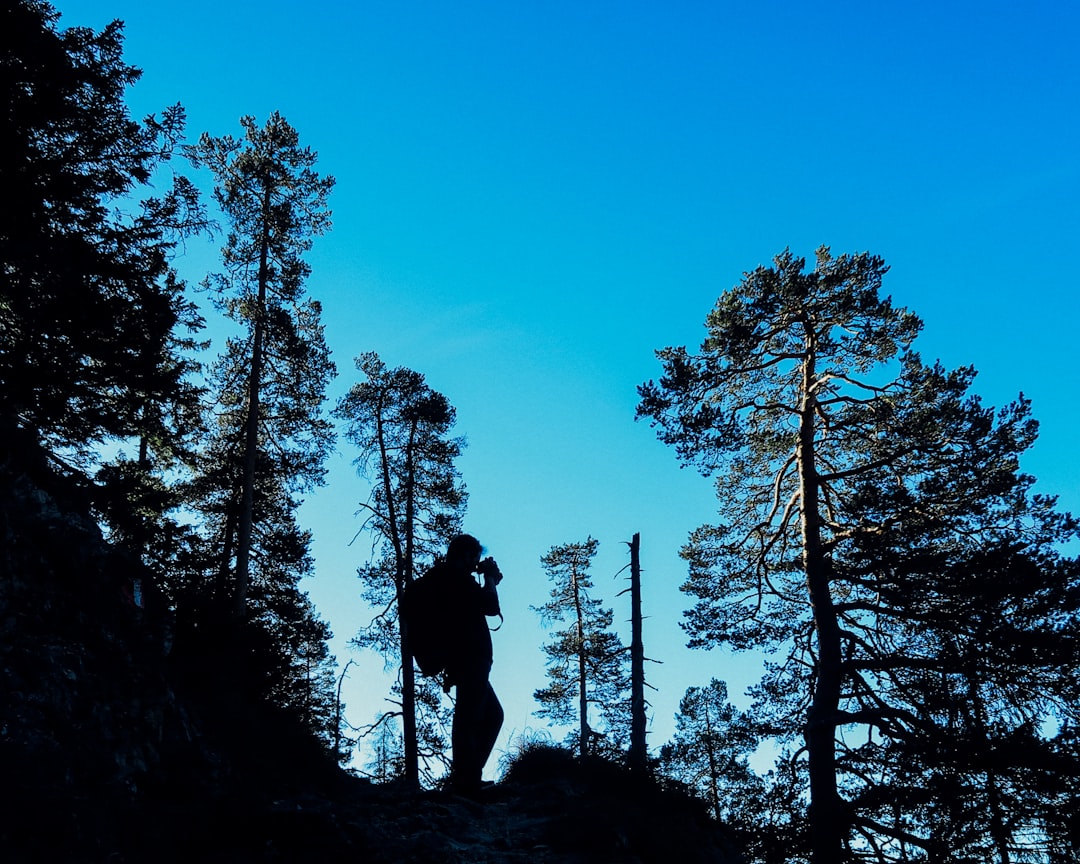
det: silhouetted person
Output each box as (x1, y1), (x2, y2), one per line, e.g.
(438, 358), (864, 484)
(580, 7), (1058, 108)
(429, 533), (504, 795)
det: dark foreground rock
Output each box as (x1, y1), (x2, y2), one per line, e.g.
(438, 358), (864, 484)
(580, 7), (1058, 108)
(3, 760), (742, 863)
(0, 432), (742, 863)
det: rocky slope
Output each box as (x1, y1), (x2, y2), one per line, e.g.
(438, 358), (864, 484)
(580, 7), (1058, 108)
(0, 432), (742, 863)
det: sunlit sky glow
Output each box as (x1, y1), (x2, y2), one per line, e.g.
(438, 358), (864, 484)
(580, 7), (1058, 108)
(60, 0), (1080, 773)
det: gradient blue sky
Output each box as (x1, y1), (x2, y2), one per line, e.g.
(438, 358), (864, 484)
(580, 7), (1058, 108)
(61, 0), (1080, 773)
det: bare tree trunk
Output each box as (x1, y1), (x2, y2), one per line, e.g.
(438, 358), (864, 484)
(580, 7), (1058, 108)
(335, 660), (355, 763)
(628, 532), (648, 772)
(573, 563), (589, 759)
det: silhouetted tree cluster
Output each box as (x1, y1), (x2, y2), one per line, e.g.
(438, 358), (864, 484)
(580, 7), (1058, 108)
(1, 0), (343, 754)
(1, 0), (203, 457)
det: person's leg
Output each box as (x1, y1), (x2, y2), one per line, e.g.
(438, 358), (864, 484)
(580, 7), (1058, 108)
(451, 674), (485, 790)
(475, 681), (503, 776)
(451, 675), (503, 791)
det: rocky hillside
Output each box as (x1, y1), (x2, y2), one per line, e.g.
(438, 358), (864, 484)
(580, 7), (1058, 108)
(0, 432), (742, 863)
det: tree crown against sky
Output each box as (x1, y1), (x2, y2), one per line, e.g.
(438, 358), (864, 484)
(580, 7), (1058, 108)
(639, 247), (1080, 862)
(334, 351), (468, 785)
(185, 112), (337, 494)
(0, 0), (203, 458)
(533, 537), (630, 758)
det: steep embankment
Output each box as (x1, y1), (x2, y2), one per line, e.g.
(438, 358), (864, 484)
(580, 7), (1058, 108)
(0, 429), (193, 858)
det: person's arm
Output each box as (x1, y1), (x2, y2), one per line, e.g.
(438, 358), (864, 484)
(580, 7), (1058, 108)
(478, 558), (502, 617)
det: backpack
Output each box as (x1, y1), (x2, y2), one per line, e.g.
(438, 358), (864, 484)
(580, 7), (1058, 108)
(402, 571), (448, 677)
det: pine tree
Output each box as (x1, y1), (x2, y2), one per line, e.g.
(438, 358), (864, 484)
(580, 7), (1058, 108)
(639, 247), (1080, 862)
(177, 114), (339, 747)
(533, 538), (630, 758)
(185, 112), (335, 617)
(364, 715), (405, 783)
(1, 0), (205, 460)
(659, 680), (756, 821)
(335, 352), (467, 786)
(92, 269), (208, 598)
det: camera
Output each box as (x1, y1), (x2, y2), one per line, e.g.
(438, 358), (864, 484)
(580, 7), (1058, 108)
(476, 556), (502, 584)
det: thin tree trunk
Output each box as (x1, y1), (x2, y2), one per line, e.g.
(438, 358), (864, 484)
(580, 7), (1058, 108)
(335, 660), (354, 763)
(372, 392), (417, 786)
(399, 421), (419, 786)
(704, 701), (722, 821)
(398, 594), (418, 786)
(628, 532), (647, 771)
(216, 494), (239, 600)
(573, 563), (589, 759)
(137, 417), (149, 470)
(233, 182), (272, 618)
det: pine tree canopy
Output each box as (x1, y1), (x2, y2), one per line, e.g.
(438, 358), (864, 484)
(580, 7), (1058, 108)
(639, 247), (1080, 862)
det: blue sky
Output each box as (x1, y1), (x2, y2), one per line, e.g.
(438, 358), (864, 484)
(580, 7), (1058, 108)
(60, 0), (1079, 774)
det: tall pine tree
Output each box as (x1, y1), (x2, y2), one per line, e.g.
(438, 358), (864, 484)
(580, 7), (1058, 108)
(533, 538), (630, 759)
(185, 112), (336, 616)
(639, 247), (1080, 862)
(1, 0), (204, 461)
(335, 352), (467, 786)
(179, 114), (339, 748)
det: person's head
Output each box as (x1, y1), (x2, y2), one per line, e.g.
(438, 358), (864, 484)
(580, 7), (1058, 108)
(446, 534), (483, 572)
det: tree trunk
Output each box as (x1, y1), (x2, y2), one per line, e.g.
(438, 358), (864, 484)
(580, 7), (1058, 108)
(398, 580), (418, 786)
(798, 335), (845, 864)
(233, 182), (272, 618)
(372, 394), (417, 786)
(216, 495), (238, 600)
(399, 422), (420, 786)
(704, 701), (722, 821)
(628, 532), (648, 772)
(573, 563), (589, 759)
